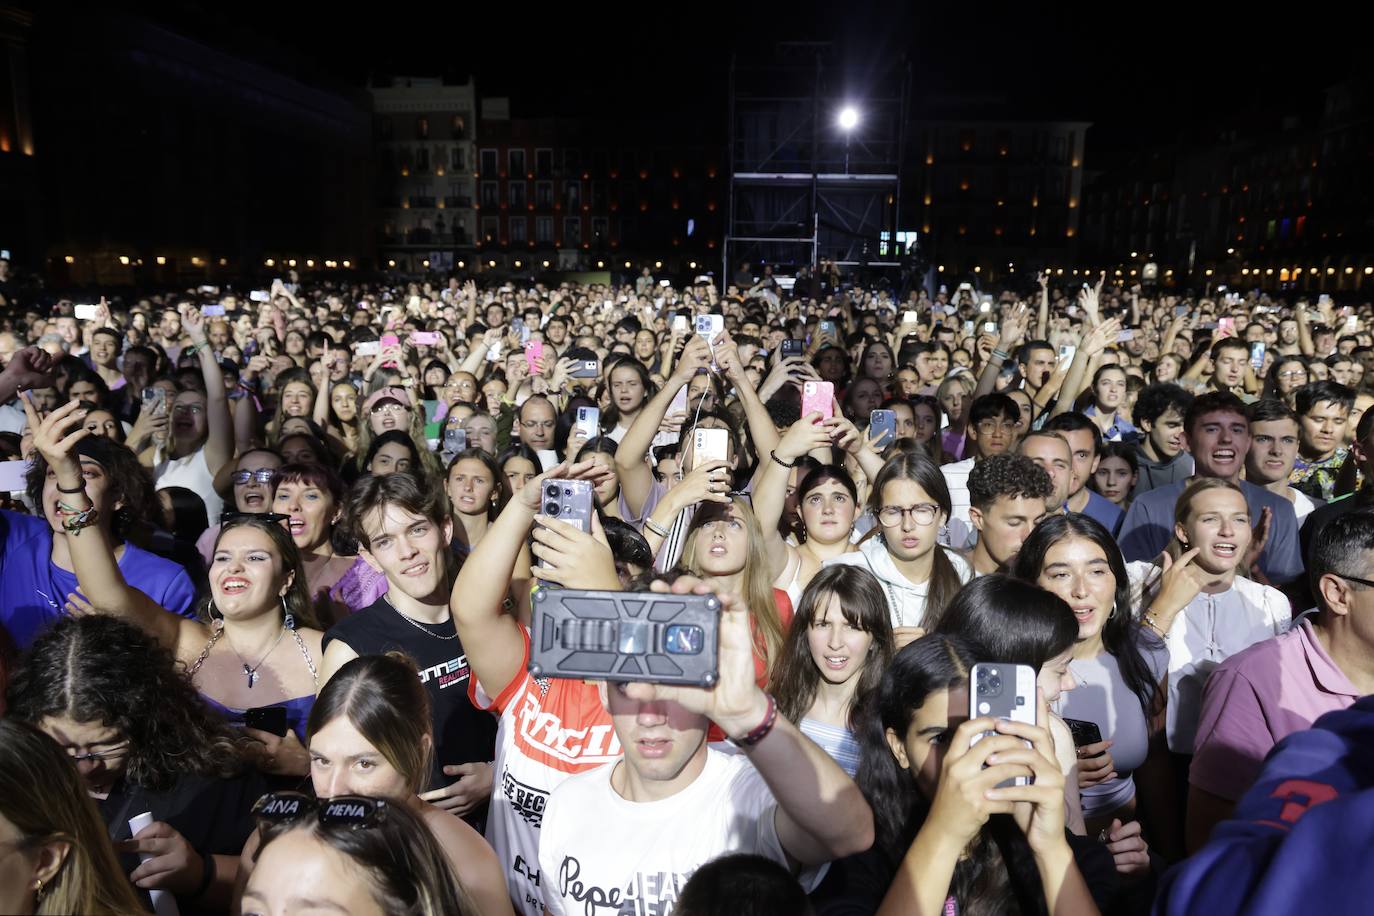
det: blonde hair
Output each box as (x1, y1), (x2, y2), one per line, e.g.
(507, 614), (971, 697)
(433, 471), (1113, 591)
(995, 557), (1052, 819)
(682, 496), (786, 682)
(1168, 477), (1248, 564)
(0, 720), (144, 915)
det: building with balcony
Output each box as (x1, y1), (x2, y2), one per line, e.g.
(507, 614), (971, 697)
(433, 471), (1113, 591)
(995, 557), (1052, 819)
(369, 75), (477, 272)
(473, 98), (724, 278)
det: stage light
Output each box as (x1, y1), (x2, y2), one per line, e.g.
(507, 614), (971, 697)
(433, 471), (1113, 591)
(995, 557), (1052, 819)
(837, 106), (859, 131)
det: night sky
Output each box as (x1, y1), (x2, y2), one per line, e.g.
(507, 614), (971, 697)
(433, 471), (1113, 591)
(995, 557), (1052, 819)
(101, 1), (1374, 160)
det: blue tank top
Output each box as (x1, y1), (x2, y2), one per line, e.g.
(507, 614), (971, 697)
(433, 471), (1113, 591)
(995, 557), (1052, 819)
(201, 692), (316, 743)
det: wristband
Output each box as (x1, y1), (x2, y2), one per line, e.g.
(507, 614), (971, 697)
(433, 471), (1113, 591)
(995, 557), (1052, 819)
(991, 348), (1010, 361)
(56, 482), (86, 494)
(191, 851), (216, 900)
(643, 517), (671, 539)
(729, 694), (778, 749)
(769, 449), (796, 469)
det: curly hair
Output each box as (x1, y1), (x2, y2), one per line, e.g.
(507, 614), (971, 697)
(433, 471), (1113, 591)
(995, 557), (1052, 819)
(967, 453), (1054, 513)
(6, 616), (245, 791)
(24, 435), (160, 539)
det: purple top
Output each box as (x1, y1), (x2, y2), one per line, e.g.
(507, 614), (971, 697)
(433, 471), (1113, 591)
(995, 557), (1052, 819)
(941, 429), (967, 461)
(328, 556), (388, 615)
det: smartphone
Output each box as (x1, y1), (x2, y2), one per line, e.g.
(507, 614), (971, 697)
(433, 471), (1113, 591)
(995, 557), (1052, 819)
(869, 409), (897, 448)
(693, 428), (728, 464)
(243, 706), (289, 738)
(1345, 316), (1359, 334)
(249, 290), (271, 303)
(979, 299), (992, 313)
(487, 340), (502, 362)
(524, 339), (545, 375)
(902, 310), (920, 325)
(410, 331), (440, 346)
(780, 338), (804, 359)
(695, 314), (723, 342)
(672, 314), (689, 334)
(0, 459), (29, 494)
(1116, 329), (1135, 342)
(535, 479), (595, 585)
(141, 386), (168, 416)
(1175, 303), (1189, 317)
(819, 320), (836, 338)
(1218, 317), (1235, 335)
(380, 333), (400, 348)
(574, 406), (600, 440)
(1250, 341), (1267, 370)
(969, 662), (1037, 787)
(408, 295), (421, 309)
(528, 588), (721, 686)
(801, 380), (835, 421)
(201, 303), (226, 317)
(1063, 717), (1103, 750)
(443, 424), (467, 456)
(354, 341), (381, 357)
(659, 279), (671, 288)
(73, 303), (100, 320)
(983, 321), (997, 334)
(511, 317), (526, 338)
(1318, 294), (1332, 307)
(569, 358), (599, 379)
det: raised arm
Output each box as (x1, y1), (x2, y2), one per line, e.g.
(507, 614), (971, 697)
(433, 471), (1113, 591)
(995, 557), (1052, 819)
(182, 306), (233, 475)
(1050, 318), (1119, 419)
(1035, 272), (1050, 341)
(973, 304), (1030, 400)
(23, 398), (184, 651)
(715, 332), (779, 465)
(753, 416), (831, 578)
(615, 335), (712, 516)
(0, 347), (55, 405)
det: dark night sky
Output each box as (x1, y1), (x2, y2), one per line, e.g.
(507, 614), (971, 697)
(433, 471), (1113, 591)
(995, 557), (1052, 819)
(113, 1), (1372, 159)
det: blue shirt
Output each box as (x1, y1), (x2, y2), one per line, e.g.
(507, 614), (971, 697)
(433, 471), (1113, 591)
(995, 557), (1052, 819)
(1116, 479), (1303, 585)
(1155, 696), (1374, 915)
(0, 509), (198, 649)
(1084, 405), (1139, 443)
(1081, 490), (1125, 537)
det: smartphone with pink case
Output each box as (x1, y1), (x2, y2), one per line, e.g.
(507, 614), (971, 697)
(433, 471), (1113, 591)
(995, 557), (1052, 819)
(801, 381), (834, 421)
(524, 339), (544, 375)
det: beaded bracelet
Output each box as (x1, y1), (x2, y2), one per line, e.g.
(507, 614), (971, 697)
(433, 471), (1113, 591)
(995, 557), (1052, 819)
(730, 694), (778, 749)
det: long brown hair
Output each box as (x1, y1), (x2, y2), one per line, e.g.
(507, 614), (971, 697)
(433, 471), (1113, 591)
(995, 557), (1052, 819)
(772, 565), (895, 729)
(307, 654), (433, 796)
(867, 448), (964, 629)
(682, 496), (787, 682)
(0, 719), (144, 915)
(209, 514), (321, 630)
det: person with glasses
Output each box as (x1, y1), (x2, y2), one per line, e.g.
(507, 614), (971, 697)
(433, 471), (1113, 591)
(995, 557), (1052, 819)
(244, 791), (475, 916)
(1185, 509), (1372, 851)
(939, 392), (1022, 549)
(197, 447), (283, 566)
(8, 616), (262, 912)
(1, 399), (196, 651)
(354, 385), (442, 483)
(0, 718), (144, 916)
(29, 398), (325, 770)
(154, 306), (234, 524)
(1262, 355), (1310, 407)
(512, 395), (558, 467)
(235, 654), (513, 915)
(827, 449), (972, 647)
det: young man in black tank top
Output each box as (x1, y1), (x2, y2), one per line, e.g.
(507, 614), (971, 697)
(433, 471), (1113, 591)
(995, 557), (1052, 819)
(321, 473), (497, 824)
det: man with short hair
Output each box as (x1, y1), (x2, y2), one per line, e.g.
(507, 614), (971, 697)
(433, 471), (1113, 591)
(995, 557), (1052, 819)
(1017, 430), (1073, 514)
(513, 395), (557, 465)
(1131, 383), (1195, 496)
(321, 474), (498, 823)
(1117, 391), (1303, 585)
(1244, 398), (1321, 526)
(965, 454), (1053, 576)
(1291, 380), (1356, 502)
(1185, 510), (1373, 850)
(1043, 413), (1125, 535)
(1200, 338), (1255, 402)
(537, 574), (874, 916)
(939, 392), (1021, 548)
(1017, 340), (1058, 413)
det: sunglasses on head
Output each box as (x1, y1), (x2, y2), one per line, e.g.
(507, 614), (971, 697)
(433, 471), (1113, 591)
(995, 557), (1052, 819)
(221, 511), (289, 526)
(231, 469), (279, 485)
(252, 791), (389, 831)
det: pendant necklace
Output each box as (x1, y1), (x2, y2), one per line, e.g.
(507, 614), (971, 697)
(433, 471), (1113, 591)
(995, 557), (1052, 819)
(225, 625), (287, 689)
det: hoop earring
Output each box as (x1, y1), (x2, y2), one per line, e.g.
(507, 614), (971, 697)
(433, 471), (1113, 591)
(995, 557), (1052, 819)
(208, 601), (223, 622)
(282, 597), (295, 631)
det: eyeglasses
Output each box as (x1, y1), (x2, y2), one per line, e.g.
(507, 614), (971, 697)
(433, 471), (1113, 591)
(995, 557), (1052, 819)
(1337, 573), (1374, 590)
(1277, 370), (1308, 380)
(877, 503), (940, 528)
(370, 402), (409, 416)
(231, 469), (279, 485)
(976, 420), (1018, 435)
(221, 511), (290, 526)
(62, 742), (129, 765)
(252, 791), (390, 830)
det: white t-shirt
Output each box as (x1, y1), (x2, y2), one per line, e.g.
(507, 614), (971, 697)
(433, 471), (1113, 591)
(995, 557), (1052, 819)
(472, 628), (619, 916)
(538, 748), (824, 916)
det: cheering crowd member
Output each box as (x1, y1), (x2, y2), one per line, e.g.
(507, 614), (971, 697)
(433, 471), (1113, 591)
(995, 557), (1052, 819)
(0, 266), (1370, 915)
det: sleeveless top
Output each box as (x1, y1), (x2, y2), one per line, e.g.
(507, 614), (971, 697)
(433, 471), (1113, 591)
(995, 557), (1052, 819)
(200, 692), (316, 743)
(155, 446), (224, 522)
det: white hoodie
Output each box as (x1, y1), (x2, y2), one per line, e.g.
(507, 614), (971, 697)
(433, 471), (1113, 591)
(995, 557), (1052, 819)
(825, 537), (973, 630)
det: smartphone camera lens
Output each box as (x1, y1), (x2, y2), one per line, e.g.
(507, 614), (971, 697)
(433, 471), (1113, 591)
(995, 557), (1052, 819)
(544, 502), (561, 516)
(545, 484), (559, 499)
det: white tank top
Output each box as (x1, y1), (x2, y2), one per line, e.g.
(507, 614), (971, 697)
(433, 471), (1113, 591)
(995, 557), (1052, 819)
(155, 447), (224, 523)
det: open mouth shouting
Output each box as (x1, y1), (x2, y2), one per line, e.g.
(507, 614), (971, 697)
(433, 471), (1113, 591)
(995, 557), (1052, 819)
(1210, 541), (1238, 561)
(219, 575), (251, 596)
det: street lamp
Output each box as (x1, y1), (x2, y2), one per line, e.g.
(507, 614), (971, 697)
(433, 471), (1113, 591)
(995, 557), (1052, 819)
(837, 106), (860, 174)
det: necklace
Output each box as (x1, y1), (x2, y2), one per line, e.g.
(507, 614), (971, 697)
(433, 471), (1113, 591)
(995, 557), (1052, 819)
(382, 594), (458, 640)
(190, 621), (318, 686)
(227, 625), (286, 688)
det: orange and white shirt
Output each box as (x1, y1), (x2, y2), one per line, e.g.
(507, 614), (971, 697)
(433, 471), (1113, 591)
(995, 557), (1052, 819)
(470, 626), (617, 916)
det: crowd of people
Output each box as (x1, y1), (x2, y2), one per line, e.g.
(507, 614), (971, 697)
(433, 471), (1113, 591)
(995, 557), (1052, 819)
(0, 262), (1372, 915)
